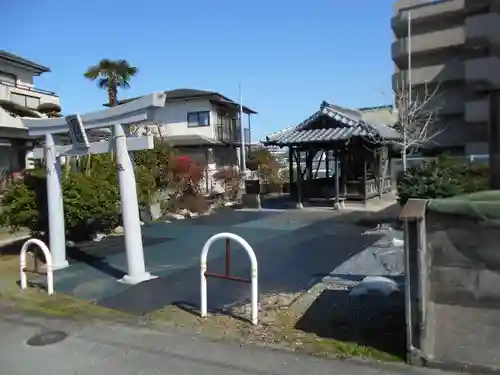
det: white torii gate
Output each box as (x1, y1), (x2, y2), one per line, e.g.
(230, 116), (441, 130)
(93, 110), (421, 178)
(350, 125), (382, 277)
(22, 92), (166, 284)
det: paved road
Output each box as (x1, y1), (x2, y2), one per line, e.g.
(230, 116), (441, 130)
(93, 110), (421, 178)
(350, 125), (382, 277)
(0, 310), (454, 375)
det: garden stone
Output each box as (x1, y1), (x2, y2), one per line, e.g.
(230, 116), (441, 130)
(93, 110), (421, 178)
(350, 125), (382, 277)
(149, 202), (162, 221)
(114, 226), (124, 235)
(163, 213), (185, 220)
(93, 233), (106, 242)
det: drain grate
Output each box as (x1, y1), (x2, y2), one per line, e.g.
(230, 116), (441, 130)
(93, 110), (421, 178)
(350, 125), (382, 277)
(26, 330), (68, 347)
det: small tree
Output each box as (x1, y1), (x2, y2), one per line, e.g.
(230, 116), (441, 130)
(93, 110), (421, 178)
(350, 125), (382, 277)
(246, 147), (276, 171)
(84, 59), (138, 106)
(391, 82), (445, 171)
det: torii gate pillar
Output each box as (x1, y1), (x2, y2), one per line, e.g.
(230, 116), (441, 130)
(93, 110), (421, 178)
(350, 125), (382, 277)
(113, 123), (150, 283)
(44, 133), (68, 270)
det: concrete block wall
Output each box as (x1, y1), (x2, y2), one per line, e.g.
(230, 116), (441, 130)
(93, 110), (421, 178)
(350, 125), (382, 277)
(404, 208), (500, 372)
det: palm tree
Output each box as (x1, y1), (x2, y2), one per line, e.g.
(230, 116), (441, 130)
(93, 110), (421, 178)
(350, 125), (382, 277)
(83, 59), (138, 106)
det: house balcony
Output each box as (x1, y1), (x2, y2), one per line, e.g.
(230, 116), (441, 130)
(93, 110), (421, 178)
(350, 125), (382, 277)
(392, 12), (500, 66)
(465, 56), (500, 90)
(392, 60), (464, 90)
(391, 26), (464, 64)
(465, 13), (500, 48)
(465, 98), (489, 123)
(0, 80), (59, 109)
(391, 0), (466, 36)
(215, 124), (250, 144)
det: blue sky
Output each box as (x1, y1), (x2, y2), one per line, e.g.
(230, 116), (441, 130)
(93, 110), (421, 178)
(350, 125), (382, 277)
(3, 0), (394, 141)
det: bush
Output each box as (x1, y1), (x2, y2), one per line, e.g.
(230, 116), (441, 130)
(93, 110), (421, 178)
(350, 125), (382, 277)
(169, 155), (204, 195)
(397, 156), (489, 205)
(246, 147), (277, 171)
(0, 142), (208, 241)
(0, 168), (120, 241)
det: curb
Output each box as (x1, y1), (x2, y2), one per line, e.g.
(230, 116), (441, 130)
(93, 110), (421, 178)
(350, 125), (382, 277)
(0, 235), (30, 247)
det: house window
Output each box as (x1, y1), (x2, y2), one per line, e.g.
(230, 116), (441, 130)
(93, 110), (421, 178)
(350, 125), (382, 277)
(10, 93), (40, 109)
(187, 111), (210, 127)
(0, 71), (16, 85)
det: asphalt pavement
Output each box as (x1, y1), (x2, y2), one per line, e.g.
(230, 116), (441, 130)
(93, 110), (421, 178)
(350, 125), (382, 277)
(0, 309), (455, 375)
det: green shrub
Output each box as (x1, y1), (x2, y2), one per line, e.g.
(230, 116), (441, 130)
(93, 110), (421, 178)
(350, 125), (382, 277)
(0, 168), (120, 241)
(61, 171), (120, 241)
(0, 141), (208, 242)
(397, 156), (489, 205)
(246, 147), (277, 171)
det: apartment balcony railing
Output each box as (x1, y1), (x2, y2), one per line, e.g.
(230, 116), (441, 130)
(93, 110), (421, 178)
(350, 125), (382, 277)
(215, 124), (250, 144)
(0, 80), (59, 110)
(392, 61), (464, 89)
(0, 80), (57, 97)
(391, 0), (466, 36)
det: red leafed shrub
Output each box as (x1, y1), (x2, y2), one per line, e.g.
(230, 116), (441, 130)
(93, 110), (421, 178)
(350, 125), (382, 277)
(170, 155), (204, 195)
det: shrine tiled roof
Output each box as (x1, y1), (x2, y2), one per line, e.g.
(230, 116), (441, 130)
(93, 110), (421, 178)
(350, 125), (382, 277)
(264, 101), (401, 146)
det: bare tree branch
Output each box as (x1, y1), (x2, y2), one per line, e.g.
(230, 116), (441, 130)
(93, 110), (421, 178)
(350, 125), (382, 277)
(390, 80), (446, 170)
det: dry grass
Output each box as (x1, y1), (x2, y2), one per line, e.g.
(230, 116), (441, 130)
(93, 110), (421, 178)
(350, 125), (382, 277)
(0, 253), (399, 362)
(0, 254), (130, 322)
(147, 293), (400, 362)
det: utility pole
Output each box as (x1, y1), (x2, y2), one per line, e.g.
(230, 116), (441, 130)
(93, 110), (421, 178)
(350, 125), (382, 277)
(408, 11), (412, 106)
(402, 11), (412, 171)
(239, 83), (246, 173)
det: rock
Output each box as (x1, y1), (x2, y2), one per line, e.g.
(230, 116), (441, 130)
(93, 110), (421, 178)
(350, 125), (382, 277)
(190, 212), (199, 218)
(165, 213), (185, 220)
(349, 276), (401, 298)
(93, 233), (106, 242)
(224, 201), (235, 207)
(149, 202), (162, 221)
(164, 220), (172, 223)
(113, 226), (124, 235)
(178, 208), (190, 216)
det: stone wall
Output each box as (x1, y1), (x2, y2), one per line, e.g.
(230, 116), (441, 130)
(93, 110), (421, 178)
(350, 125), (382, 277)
(423, 211), (500, 371)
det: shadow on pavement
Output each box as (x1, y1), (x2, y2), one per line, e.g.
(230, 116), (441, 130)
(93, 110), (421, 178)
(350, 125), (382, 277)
(261, 194), (402, 228)
(98, 213), (383, 314)
(295, 288), (406, 359)
(0, 238), (30, 256)
(67, 246), (126, 279)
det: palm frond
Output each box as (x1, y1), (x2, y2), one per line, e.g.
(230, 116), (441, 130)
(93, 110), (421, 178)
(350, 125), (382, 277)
(98, 78), (110, 88)
(84, 58), (138, 100)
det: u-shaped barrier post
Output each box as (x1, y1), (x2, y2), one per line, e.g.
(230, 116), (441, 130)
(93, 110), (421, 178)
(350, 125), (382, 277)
(20, 238), (54, 295)
(200, 232), (258, 325)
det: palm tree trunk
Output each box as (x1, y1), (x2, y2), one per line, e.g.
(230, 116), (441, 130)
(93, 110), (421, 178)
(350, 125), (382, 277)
(108, 85), (118, 107)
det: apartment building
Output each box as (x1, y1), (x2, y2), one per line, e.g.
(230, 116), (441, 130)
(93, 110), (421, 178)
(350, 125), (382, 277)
(391, 0), (499, 155)
(0, 50), (60, 173)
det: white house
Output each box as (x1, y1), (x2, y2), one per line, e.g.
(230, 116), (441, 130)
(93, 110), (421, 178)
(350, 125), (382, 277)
(0, 50), (60, 173)
(108, 88), (257, 170)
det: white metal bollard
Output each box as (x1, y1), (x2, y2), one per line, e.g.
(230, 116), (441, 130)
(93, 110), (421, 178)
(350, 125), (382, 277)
(20, 238), (54, 295)
(200, 232), (258, 325)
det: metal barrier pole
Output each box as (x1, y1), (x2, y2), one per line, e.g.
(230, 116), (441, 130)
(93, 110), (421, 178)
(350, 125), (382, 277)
(200, 232), (258, 325)
(20, 238), (54, 295)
